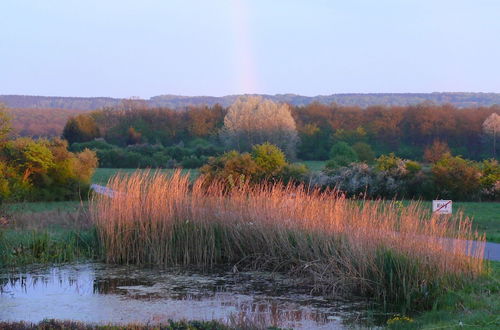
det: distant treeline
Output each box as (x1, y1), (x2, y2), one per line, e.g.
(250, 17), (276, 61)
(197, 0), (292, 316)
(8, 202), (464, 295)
(62, 103), (499, 161)
(7, 108), (87, 138)
(2, 92), (500, 110)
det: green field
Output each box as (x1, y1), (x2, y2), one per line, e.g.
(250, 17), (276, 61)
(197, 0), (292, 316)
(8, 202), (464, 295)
(299, 160), (327, 171)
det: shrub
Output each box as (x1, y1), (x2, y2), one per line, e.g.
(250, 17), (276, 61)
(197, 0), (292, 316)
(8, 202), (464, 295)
(353, 142), (376, 163)
(201, 144), (308, 186)
(252, 142), (287, 177)
(432, 155), (482, 200)
(70, 139), (115, 152)
(279, 163), (309, 183)
(181, 156), (206, 169)
(201, 151), (258, 186)
(0, 137), (97, 201)
(325, 142), (358, 169)
(479, 159), (500, 201)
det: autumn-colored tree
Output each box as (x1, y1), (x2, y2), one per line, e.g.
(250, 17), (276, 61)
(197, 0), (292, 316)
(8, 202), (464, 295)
(221, 97), (298, 158)
(188, 104), (225, 137)
(423, 140), (451, 163)
(126, 127), (142, 145)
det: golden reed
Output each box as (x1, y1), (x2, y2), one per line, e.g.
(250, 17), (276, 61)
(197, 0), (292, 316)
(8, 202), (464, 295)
(91, 170), (485, 310)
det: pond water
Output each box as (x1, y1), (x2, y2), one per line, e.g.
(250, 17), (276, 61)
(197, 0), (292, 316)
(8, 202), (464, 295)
(0, 263), (373, 329)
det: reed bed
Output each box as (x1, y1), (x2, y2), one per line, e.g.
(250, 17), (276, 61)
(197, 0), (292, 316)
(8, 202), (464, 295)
(91, 170), (485, 311)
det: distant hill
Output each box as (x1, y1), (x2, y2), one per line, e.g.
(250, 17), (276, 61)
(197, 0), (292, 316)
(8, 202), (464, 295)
(1, 92), (500, 110)
(6, 108), (87, 138)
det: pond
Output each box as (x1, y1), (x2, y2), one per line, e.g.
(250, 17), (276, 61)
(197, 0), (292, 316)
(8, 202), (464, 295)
(0, 263), (374, 329)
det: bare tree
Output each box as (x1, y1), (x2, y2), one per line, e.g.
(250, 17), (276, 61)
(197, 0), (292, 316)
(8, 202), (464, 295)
(483, 113), (500, 157)
(221, 96), (298, 159)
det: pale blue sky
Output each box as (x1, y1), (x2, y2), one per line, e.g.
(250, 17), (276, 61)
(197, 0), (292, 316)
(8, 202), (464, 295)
(0, 0), (499, 98)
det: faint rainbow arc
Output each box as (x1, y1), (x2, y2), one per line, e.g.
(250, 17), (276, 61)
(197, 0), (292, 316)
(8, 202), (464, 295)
(230, 0), (259, 93)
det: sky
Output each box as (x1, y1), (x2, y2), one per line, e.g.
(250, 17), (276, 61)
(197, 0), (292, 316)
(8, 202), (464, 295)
(0, 0), (499, 98)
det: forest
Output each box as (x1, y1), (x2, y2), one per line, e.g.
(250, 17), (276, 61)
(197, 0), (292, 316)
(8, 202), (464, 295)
(59, 101), (500, 161)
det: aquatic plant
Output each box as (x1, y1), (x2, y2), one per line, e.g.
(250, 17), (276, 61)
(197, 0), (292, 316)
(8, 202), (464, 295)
(91, 170), (486, 312)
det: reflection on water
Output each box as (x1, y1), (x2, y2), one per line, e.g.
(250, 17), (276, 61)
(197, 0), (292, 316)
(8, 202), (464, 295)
(0, 263), (370, 329)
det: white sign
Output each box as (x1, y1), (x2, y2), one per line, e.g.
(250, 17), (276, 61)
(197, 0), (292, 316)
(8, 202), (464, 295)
(432, 200), (452, 214)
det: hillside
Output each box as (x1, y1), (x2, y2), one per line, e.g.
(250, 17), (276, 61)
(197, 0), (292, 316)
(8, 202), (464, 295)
(6, 108), (88, 137)
(1, 92), (500, 110)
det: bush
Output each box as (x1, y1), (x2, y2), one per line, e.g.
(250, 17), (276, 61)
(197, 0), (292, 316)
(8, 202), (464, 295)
(353, 142), (376, 163)
(432, 155), (482, 200)
(181, 156), (206, 169)
(325, 142), (358, 169)
(0, 138), (97, 202)
(201, 144), (309, 186)
(252, 142), (287, 178)
(70, 139), (115, 152)
(479, 159), (500, 201)
(201, 151), (258, 187)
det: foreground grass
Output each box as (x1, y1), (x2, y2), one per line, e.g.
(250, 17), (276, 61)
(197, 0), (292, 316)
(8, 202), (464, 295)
(388, 261), (500, 329)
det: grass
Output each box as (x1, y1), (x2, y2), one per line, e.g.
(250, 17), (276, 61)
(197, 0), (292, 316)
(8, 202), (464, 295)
(387, 261), (500, 329)
(298, 160), (327, 171)
(0, 205), (99, 267)
(91, 170), (486, 313)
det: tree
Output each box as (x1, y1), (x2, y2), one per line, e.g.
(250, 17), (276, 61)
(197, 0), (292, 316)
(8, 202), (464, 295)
(126, 127), (142, 145)
(352, 142), (375, 163)
(432, 155), (482, 200)
(3, 138), (55, 182)
(0, 104), (11, 143)
(62, 114), (100, 144)
(326, 142), (358, 169)
(252, 143), (287, 177)
(482, 113), (500, 157)
(221, 96), (298, 159)
(423, 140), (451, 163)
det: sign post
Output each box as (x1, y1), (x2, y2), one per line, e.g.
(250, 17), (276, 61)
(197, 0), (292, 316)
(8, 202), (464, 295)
(432, 200), (452, 214)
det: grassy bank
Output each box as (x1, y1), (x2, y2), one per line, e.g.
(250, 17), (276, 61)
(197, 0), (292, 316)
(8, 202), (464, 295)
(0, 206), (99, 267)
(91, 170), (486, 313)
(388, 261), (499, 329)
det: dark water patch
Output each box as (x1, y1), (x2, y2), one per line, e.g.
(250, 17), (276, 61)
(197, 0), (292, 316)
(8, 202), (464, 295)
(0, 263), (376, 329)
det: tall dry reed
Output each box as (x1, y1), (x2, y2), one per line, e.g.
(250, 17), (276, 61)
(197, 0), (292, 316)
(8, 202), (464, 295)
(90, 170), (485, 311)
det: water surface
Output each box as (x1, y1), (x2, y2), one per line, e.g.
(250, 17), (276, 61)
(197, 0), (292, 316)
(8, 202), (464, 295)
(0, 263), (371, 329)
